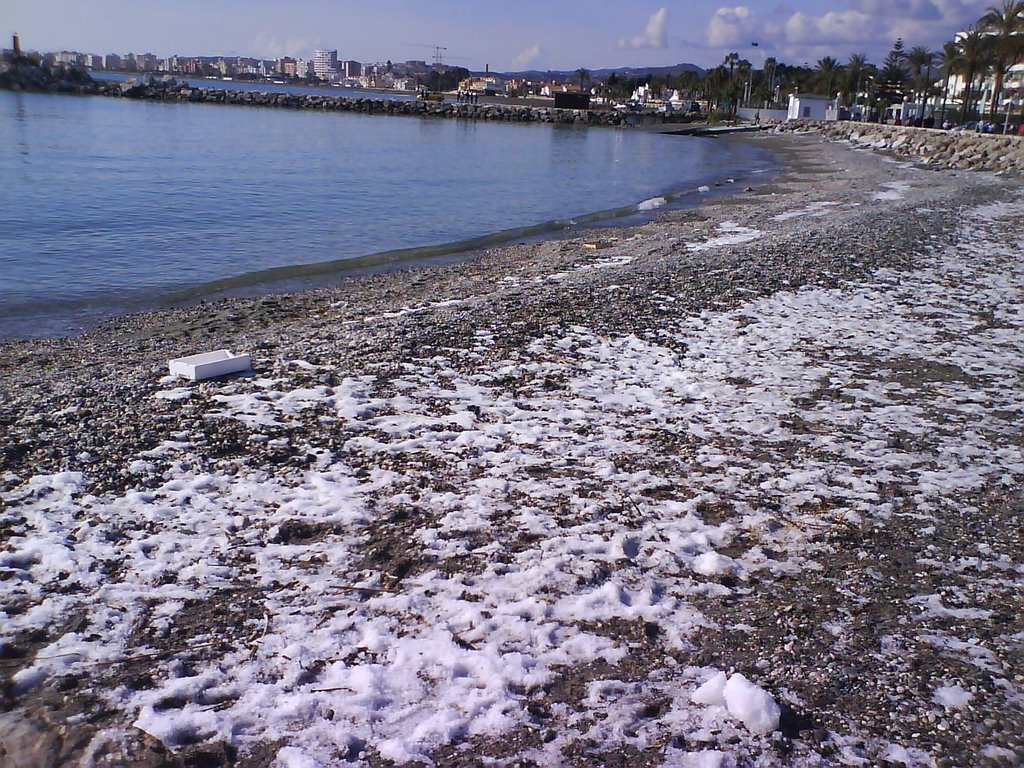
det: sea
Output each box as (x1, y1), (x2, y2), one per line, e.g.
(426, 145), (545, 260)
(0, 88), (775, 340)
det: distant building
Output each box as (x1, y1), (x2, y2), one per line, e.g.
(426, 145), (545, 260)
(541, 82), (583, 97)
(340, 60), (362, 78)
(278, 57), (297, 77)
(105, 53), (123, 70)
(460, 74), (505, 95)
(313, 49), (338, 80)
(631, 84), (652, 103)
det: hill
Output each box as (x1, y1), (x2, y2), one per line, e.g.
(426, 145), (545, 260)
(494, 62), (705, 80)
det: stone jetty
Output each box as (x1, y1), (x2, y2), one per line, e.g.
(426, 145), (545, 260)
(97, 76), (629, 126)
(0, 52), (97, 94)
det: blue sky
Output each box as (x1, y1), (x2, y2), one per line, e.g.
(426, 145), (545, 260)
(6, 0), (992, 71)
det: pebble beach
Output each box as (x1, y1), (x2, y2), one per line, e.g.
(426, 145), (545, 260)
(1, 130), (1022, 767)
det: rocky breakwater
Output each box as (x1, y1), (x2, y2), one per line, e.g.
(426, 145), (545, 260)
(0, 52), (97, 94)
(97, 75), (628, 126)
(775, 119), (1024, 173)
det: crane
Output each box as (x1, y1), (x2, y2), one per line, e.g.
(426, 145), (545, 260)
(403, 43), (466, 66)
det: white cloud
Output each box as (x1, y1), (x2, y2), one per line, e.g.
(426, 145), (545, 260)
(251, 32), (316, 59)
(619, 7), (669, 49)
(854, 0), (941, 21)
(511, 44), (543, 70)
(783, 10), (873, 44)
(704, 1), (989, 64)
(708, 6), (760, 47)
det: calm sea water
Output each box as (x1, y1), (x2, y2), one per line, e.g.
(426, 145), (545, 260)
(0, 90), (774, 339)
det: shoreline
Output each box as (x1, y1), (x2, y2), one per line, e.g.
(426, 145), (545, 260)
(0, 131), (776, 344)
(113, 157), (777, 337)
(10, 133), (886, 347)
(2, 134), (1023, 766)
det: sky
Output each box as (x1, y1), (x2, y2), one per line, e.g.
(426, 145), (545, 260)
(5, 0), (993, 72)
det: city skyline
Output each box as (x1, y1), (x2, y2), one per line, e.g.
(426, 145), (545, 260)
(6, 0), (993, 72)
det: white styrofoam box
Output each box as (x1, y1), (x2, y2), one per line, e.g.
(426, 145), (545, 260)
(168, 350), (251, 381)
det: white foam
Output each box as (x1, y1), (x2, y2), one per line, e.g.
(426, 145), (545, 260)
(638, 196), (667, 211)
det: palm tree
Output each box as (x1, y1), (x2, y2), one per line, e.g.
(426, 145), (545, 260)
(844, 53), (870, 105)
(704, 65), (726, 112)
(761, 56), (778, 106)
(905, 46), (937, 119)
(979, 0), (1024, 120)
(815, 56), (842, 98)
(723, 51), (739, 77)
(720, 52), (740, 114)
(938, 41), (962, 125)
(957, 27), (993, 123)
(736, 58), (755, 106)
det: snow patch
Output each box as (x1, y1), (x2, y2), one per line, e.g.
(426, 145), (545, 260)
(772, 201), (839, 221)
(691, 671), (780, 735)
(933, 684), (973, 709)
(873, 181), (911, 201)
(687, 222), (763, 252)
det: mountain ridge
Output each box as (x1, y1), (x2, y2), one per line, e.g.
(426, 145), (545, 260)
(487, 62), (705, 80)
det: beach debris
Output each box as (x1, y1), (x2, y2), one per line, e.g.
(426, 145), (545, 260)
(168, 349), (252, 381)
(583, 240), (613, 250)
(698, 185), (711, 193)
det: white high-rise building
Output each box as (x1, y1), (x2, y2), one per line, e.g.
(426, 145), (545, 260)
(313, 50), (338, 80)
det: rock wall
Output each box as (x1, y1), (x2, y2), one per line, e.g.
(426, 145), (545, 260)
(96, 77), (628, 127)
(776, 120), (1024, 173)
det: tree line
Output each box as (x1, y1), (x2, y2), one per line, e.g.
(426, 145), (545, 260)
(598, 1), (1023, 124)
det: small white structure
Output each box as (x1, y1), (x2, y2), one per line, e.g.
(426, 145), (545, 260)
(787, 94), (831, 121)
(884, 101), (933, 123)
(169, 350), (251, 381)
(631, 84), (653, 104)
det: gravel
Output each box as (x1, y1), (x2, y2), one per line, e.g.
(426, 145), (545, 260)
(1, 133), (1022, 767)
